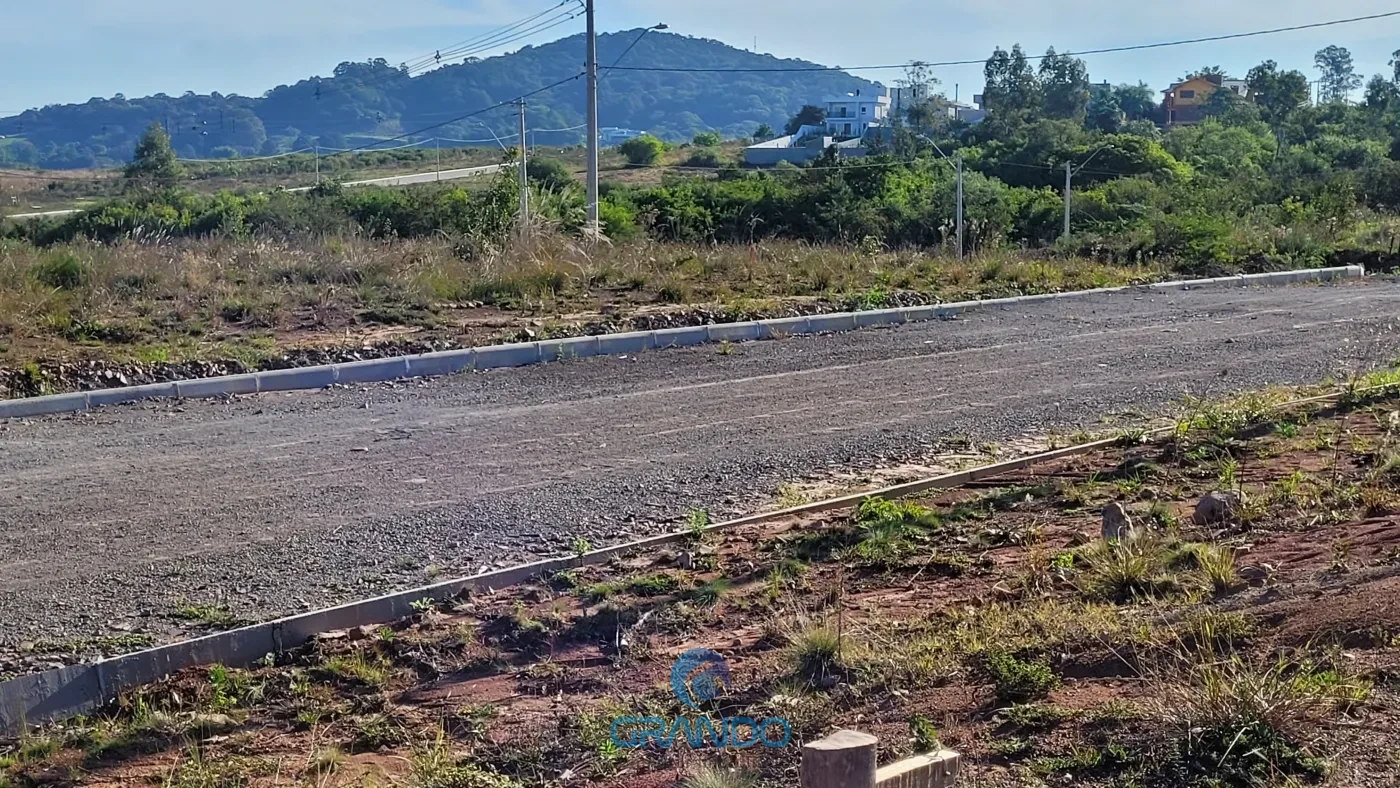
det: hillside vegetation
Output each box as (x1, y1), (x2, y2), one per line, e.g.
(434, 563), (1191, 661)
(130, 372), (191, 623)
(0, 31), (875, 170)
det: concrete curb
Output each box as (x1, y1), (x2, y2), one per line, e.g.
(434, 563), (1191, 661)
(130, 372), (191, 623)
(0, 265), (1363, 421)
(0, 434), (1128, 735)
(0, 378), (1388, 734)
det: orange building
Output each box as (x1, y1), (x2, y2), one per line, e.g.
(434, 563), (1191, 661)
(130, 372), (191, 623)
(1162, 74), (1250, 126)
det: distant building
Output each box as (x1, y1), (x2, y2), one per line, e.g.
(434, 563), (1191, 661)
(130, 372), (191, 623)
(1162, 75), (1250, 126)
(599, 127), (643, 146)
(823, 88), (891, 139)
(894, 89), (985, 125)
(743, 88), (892, 166)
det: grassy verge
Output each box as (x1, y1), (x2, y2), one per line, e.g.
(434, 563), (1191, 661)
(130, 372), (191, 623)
(0, 233), (1169, 396)
(5, 380), (1400, 786)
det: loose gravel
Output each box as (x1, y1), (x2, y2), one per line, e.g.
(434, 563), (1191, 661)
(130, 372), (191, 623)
(1, 280), (1397, 675)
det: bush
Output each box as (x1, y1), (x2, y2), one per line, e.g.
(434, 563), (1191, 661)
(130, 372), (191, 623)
(526, 157), (577, 191)
(597, 198), (638, 240)
(31, 251), (90, 290)
(986, 651), (1060, 702)
(682, 149), (723, 169)
(619, 135), (665, 167)
(692, 131), (721, 147)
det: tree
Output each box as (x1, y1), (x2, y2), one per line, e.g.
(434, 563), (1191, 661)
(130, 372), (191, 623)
(982, 44), (1041, 129)
(1085, 84), (1123, 132)
(753, 123), (775, 140)
(1246, 60), (1310, 125)
(1391, 49), (1400, 84)
(692, 131), (721, 146)
(784, 105), (825, 135)
(1038, 47), (1090, 121)
(1005, 45), (1041, 114)
(1180, 66), (1227, 81)
(0, 139), (40, 166)
(124, 121), (182, 188)
(1365, 75), (1400, 110)
(896, 61), (944, 133)
(1112, 83), (1157, 121)
(619, 134), (665, 166)
(1315, 45), (1361, 103)
(1201, 85), (1248, 120)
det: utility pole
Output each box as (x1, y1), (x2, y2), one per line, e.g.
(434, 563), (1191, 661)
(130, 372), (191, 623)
(584, 0), (600, 236)
(1062, 161), (1072, 242)
(955, 153), (964, 261)
(435, 137), (441, 181)
(315, 142), (321, 185)
(519, 100), (530, 232)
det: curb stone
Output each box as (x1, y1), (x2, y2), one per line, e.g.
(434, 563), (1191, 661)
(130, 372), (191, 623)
(0, 434), (1126, 734)
(0, 266), (1365, 420)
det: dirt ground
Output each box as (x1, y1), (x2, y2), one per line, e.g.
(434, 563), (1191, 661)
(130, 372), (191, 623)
(6, 385), (1400, 787)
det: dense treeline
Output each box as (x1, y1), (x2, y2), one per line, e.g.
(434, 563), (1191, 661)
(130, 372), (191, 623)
(0, 31), (874, 170)
(10, 45), (1400, 277)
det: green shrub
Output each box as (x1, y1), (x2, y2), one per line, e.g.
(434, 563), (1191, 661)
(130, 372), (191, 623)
(597, 198), (638, 240)
(986, 651), (1060, 702)
(31, 251), (90, 290)
(618, 135), (665, 166)
(526, 157), (577, 191)
(682, 149), (723, 169)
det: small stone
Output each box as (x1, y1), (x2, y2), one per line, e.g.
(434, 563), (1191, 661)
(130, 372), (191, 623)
(1195, 490), (1244, 525)
(1101, 502), (1139, 543)
(192, 713), (238, 735)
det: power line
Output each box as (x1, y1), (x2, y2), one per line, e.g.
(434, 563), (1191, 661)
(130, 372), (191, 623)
(321, 74), (585, 161)
(401, 1), (576, 72)
(408, 3), (583, 71)
(604, 11), (1400, 74)
(305, 2), (583, 102)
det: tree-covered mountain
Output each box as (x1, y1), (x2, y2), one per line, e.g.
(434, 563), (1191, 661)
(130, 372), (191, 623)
(0, 31), (879, 170)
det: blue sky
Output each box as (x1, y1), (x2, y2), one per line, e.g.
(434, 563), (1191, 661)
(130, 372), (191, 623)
(4, 0), (1400, 113)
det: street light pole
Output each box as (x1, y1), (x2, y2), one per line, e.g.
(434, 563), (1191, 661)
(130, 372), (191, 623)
(519, 100), (530, 232)
(1061, 145), (1108, 244)
(955, 153), (964, 261)
(1062, 161), (1071, 242)
(584, 0), (599, 236)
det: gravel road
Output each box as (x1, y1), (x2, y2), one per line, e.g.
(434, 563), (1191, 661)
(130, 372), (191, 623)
(2, 280), (1398, 664)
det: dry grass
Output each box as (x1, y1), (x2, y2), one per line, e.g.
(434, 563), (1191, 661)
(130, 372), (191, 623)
(0, 233), (1166, 370)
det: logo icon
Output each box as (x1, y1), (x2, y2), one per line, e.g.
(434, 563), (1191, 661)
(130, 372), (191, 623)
(611, 649), (790, 749)
(670, 648), (731, 709)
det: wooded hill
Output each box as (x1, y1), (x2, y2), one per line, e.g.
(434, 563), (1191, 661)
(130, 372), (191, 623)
(0, 30), (877, 170)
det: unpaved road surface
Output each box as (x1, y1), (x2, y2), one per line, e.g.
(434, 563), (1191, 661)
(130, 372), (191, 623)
(2, 281), (1398, 658)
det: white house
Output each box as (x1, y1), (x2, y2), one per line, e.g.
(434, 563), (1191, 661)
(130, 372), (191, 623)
(823, 88), (891, 139)
(742, 87), (892, 166)
(599, 127), (643, 146)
